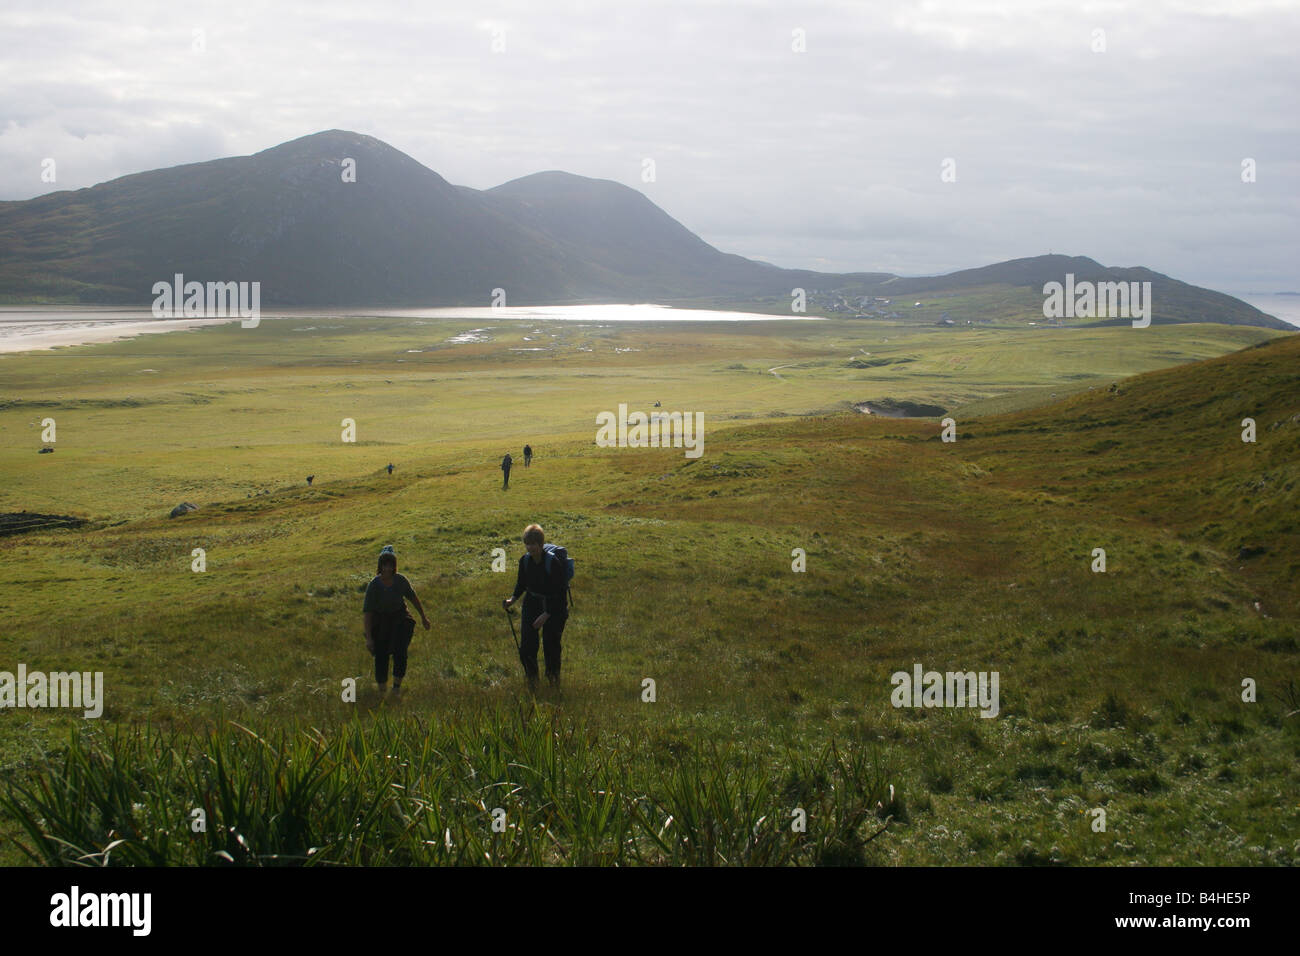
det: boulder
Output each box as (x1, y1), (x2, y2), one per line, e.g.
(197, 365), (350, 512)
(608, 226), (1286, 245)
(169, 502), (198, 518)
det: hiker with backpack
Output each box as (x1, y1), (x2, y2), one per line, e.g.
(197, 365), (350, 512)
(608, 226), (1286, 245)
(503, 523), (571, 690)
(501, 453), (513, 489)
(363, 545), (431, 696)
(523, 444), (532, 467)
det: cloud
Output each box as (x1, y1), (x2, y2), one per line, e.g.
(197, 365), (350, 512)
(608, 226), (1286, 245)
(0, 0), (1295, 290)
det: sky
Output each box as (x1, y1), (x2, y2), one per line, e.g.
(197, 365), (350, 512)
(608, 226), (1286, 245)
(2, 0), (1297, 293)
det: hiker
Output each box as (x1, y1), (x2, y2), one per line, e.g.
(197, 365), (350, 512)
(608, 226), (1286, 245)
(386, 462), (394, 475)
(362, 545), (431, 695)
(523, 444), (532, 467)
(503, 524), (568, 690)
(306, 475), (314, 486)
(501, 453), (513, 489)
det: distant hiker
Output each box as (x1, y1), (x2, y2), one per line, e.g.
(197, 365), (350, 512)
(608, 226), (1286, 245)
(523, 444), (533, 467)
(501, 453), (513, 489)
(306, 475), (314, 486)
(363, 545), (431, 695)
(653, 401), (661, 408)
(503, 524), (569, 691)
(387, 462), (394, 475)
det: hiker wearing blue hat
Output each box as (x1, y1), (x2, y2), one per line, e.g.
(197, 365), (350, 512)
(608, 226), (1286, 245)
(362, 546), (431, 695)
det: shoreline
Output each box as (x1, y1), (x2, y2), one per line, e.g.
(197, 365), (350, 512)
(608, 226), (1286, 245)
(0, 303), (819, 354)
(1, 300), (1293, 356)
(0, 316), (239, 354)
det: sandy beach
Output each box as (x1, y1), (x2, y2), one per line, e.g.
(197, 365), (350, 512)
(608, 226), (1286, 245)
(0, 311), (239, 354)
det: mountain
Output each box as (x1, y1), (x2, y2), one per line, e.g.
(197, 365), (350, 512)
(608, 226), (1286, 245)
(0, 130), (1288, 328)
(0, 130), (843, 306)
(866, 254), (1286, 329)
(480, 171), (788, 294)
(0, 131), (586, 305)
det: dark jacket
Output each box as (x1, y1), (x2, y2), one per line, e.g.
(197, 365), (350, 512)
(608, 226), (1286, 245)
(512, 551), (568, 616)
(363, 573), (417, 643)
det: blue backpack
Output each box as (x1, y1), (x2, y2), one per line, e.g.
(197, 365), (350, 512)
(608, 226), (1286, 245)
(542, 543), (576, 608)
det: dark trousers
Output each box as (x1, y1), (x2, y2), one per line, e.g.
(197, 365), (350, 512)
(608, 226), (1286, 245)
(524, 455), (531, 467)
(519, 604), (566, 686)
(373, 614), (414, 683)
(502, 467), (511, 489)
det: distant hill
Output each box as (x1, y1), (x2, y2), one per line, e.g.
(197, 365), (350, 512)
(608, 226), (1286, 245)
(865, 255), (1285, 329)
(0, 130), (1288, 328)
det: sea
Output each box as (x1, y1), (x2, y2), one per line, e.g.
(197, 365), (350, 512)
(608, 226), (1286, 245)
(1229, 293), (1300, 330)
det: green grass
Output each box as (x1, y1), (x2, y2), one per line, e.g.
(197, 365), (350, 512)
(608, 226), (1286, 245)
(0, 315), (1296, 865)
(1, 707), (893, 866)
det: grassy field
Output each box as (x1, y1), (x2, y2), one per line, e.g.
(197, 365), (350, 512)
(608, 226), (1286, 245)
(0, 314), (1296, 865)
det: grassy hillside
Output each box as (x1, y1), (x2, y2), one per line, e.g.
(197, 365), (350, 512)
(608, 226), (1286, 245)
(0, 317), (1295, 865)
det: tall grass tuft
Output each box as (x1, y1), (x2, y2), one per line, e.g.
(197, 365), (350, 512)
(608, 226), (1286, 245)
(2, 707), (894, 866)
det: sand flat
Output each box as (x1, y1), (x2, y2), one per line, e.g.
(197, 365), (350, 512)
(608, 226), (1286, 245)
(0, 316), (237, 353)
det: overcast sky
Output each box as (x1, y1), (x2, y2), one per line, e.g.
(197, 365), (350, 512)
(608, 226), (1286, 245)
(2, 0), (1296, 292)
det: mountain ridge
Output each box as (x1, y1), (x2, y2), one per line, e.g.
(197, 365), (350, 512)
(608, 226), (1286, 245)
(0, 129), (1289, 328)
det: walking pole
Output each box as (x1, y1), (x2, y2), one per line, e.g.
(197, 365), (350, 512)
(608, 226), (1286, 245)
(504, 603), (519, 652)
(504, 602), (534, 684)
